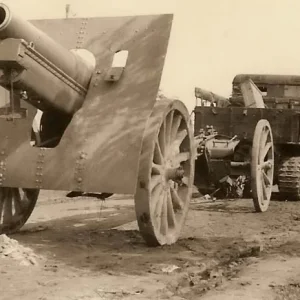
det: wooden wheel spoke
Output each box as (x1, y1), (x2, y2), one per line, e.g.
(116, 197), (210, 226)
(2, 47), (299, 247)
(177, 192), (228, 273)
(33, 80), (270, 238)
(151, 184), (164, 211)
(166, 111), (174, 147)
(0, 204), (3, 222)
(158, 121), (167, 156)
(173, 182), (179, 189)
(21, 190), (31, 209)
(173, 151), (190, 167)
(152, 163), (163, 175)
(181, 176), (189, 186)
(175, 129), (188, 146)
(167, 189), (176, 227)
(12, 188), (23, 214)
(0, 188), (4, 220)
(262, 178), (268, 200)
(260, 128), (269, 149)
(261, 142), (272, 161)
(168, 143), (179, 160)
(171, 115), (182, 142)
(160, 195), (168, 234)
(154, 141), (164, 165)
(262, 170), (271, 186)
(151, 175), (162, 191)
(170, 186), (184, 210)
(3, 189), (13, 224)
(155, 191), (166, 230)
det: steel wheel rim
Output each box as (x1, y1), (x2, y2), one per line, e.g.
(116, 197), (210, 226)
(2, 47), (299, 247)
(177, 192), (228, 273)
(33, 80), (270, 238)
(252, 120), (274, 212)
(135, 100), (194, 246)
(0, 187), (39, 233)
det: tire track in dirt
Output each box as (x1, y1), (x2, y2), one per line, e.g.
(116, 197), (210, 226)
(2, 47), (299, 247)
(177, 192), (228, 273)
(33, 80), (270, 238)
(2, 195), (300, 299)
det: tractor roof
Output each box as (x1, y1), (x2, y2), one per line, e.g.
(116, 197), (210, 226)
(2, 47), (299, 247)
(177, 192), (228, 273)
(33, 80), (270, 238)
(233, 74), (300, 86)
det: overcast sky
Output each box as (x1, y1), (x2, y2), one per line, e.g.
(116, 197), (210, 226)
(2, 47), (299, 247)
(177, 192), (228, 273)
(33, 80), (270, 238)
(2, 0), (300, 111)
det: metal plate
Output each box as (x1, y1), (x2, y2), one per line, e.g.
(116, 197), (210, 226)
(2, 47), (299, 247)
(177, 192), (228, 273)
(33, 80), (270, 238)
(0, 14), (173, 193)
(194, 106), (300, 144)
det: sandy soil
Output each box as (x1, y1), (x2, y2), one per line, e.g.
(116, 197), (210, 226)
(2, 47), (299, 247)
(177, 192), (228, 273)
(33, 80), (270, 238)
(1, 191), (300, 300)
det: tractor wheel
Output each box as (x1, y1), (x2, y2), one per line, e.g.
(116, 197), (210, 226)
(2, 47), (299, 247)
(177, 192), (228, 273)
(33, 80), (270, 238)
(251, 119), (274, 212)
(134, 99), (195, 246)
(278, 156), (300, 200)
(0, 188), (39, 234)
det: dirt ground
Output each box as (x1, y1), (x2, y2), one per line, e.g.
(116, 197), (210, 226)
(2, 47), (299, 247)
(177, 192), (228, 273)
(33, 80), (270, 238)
(1, 191), (300, 300)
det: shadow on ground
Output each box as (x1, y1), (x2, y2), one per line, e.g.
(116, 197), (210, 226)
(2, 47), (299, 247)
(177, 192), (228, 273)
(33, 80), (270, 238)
(192, 200), (256, 214)
(9, 204), (254, 276)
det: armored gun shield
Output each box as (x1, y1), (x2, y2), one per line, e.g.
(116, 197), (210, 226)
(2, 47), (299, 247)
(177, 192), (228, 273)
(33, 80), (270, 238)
(0, 3), (196, 246)
(0, 5), (172, 193)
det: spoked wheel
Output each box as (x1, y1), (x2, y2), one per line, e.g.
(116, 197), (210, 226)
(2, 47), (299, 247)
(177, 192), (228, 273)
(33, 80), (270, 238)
(251, 119), (274, 212)
(134, 99), (195, 246)
(0, 188), (39, 234)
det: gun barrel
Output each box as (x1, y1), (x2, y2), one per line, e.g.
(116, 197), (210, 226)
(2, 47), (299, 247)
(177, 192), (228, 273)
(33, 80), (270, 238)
(195, 87), (229, 105)
(0, 3), (95, 114)
(0, 3), (93, 88)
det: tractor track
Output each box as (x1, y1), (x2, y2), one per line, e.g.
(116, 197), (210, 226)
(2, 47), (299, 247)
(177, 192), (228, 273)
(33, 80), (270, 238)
(278, 156), (300, 200)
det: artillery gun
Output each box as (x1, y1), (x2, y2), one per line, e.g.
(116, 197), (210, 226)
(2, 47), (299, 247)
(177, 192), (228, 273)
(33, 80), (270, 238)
(0, 3), (195, 246)
(194, 74), (300, 212)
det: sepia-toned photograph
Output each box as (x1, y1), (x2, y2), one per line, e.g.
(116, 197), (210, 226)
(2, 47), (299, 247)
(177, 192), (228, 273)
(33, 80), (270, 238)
(0, 0), (299, 299)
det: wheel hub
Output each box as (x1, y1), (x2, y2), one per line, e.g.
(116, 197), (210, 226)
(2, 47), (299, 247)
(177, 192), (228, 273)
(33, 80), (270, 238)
(165, 167), (184, 181)
(164, 153), (185, 183)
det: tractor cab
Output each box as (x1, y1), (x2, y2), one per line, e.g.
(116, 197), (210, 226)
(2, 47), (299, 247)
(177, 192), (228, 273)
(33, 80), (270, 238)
(230, 74), (300, 109)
